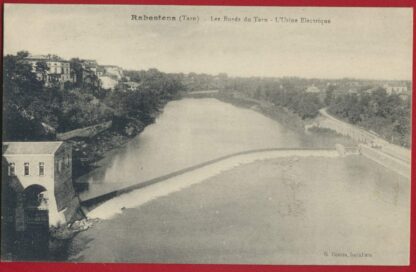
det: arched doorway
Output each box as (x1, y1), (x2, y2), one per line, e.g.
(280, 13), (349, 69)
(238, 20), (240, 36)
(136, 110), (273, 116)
(23, 184), (49, 226)
(18, 184), (49, 260)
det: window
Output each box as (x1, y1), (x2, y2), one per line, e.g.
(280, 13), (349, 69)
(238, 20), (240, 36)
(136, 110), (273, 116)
(66, 155), (70, 167)
(8, 163), (15, 176)
(39, 162), (45, 176)
(24, 162), (30, 176)
(58, 160), (62, 173)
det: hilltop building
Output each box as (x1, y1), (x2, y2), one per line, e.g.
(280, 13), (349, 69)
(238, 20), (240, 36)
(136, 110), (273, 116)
(26, 55), (74, 86)
(102, 65), (124, 80)
(124, 81), (141, 91)
(80, 59), (99, 79)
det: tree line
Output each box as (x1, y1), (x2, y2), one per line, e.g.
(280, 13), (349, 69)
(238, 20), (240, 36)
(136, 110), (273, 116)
(181, 73), (411, 147)
(327, 88), (411, 147)
(3, 52), (411, 148)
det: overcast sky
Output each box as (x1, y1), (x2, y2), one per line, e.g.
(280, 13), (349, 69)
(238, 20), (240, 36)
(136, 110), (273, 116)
(4, 4), (413, 80)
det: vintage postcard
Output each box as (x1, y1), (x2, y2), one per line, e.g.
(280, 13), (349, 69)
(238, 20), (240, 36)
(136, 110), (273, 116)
(1, 4), (412, 266)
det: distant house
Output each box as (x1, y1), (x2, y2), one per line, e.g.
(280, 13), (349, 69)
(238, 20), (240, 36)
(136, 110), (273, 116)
(102, 65), (124, 80)
(2, 141), (79, 227)
(26, 55), (74, 86)
(81, 59), (98, 70)
(364, 87), (379, 94)
(80, 59), (99, 80)
(124, 81), (141, 91)
(99, 76), (118, 90)
(305, 85), (321, 93)
(96, 66), (106, 77)
(383, 84), (408, 95)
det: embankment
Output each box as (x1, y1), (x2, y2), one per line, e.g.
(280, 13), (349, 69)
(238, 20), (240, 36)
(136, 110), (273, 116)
(359, 144), (411, 179)
(311, 108), (411, 177)
(216, 93), (307, 133)
(57, 121), (113, 141)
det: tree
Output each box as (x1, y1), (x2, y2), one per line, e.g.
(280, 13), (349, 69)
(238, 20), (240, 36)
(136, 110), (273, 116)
(35, 61), (49, 83)
(324, 85), (335, 105)
(69, 58), (84, 86)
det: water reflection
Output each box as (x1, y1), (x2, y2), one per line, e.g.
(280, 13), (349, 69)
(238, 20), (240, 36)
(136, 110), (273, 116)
(78, 98), (353, 199)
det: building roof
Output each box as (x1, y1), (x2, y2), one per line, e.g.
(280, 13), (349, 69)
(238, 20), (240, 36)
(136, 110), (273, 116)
(3, 142), (64, 155)
(81, 59), (98, 64)
(26, 54), (68, 62)
(103, 65), (120, 68)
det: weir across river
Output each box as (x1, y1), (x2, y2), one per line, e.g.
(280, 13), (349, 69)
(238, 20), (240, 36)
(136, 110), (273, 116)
(79, 147), (358, 212)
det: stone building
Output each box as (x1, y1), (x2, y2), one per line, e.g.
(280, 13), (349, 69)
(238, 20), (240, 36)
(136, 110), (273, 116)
(2, 141), (80, 228)
(26, 55), (74, 86)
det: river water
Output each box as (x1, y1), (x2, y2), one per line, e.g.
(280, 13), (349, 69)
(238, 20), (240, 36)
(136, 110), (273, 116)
(79, 98), (351, 200)
(68, 98), (409, 264)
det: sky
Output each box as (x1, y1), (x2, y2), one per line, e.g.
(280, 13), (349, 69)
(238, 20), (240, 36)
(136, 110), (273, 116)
(4, 4), (413, 80)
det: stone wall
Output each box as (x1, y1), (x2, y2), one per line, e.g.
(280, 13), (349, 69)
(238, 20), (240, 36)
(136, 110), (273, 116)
(56, 121), (112, 141)
(53, 143), (81, 224)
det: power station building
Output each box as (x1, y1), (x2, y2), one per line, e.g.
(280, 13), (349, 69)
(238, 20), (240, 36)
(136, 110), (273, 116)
(2, 141), (81, 228)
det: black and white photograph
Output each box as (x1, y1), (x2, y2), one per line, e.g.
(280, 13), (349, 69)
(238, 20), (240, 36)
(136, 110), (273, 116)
(1, 4), (412, 265)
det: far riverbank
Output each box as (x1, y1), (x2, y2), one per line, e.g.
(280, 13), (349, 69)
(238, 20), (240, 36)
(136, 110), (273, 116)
(215, 92), (355, 147)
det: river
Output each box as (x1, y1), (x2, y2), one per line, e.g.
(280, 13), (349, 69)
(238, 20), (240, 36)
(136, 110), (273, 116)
(68, 98), (409, 265)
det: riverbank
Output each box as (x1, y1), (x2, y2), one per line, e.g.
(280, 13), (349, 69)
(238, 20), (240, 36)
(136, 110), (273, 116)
(216, 92), (306, 133)
(216, 92), (355, 147)
(71, 129), (138, 182)
(46, 112), (162, 259)
(44, 99), (177, 260)
(70, 97), (181, 187)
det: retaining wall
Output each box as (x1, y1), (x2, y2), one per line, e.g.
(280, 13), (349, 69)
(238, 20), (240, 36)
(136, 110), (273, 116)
(57, 121), (112, 141)
(359, 144), (411, 179)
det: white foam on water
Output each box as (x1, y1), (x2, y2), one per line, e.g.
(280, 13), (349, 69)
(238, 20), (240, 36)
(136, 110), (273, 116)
(87, 150), (339, 220)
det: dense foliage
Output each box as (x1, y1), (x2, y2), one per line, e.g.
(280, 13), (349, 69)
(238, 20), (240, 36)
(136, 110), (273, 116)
(328, 88), (411, 147)
(182, 74), (324, 119)
(3, 51), (411, 148)
(181, 73), (411, 147)
(3, 52), (185, 141)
